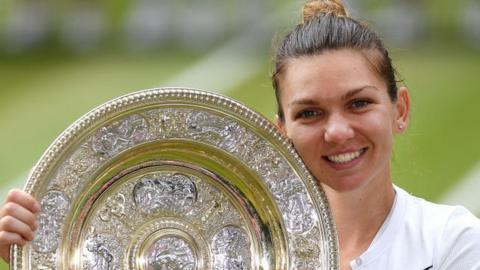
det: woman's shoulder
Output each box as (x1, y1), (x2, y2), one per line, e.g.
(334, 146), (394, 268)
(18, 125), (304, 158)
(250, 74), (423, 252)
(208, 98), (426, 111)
(395, 185), (480, 268)
(395, 185), (479, 226)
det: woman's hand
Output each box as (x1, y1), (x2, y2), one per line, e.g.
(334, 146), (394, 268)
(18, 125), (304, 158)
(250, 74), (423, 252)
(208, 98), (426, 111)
(0, 189), (40, 262)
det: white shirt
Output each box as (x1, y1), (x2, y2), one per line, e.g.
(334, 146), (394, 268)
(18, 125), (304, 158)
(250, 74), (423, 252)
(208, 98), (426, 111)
(350, 185), (480, 270)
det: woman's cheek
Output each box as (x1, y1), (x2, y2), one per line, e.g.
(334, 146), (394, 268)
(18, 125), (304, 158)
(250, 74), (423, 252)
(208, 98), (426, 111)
(290, 129), (319, 158)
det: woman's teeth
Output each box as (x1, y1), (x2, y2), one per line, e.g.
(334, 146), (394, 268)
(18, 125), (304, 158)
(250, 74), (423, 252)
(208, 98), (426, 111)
(327, 149), (364, 163)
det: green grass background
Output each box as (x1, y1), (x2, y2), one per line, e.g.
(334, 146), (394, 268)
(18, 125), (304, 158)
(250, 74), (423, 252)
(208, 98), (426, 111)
(1, 0), (480, 268)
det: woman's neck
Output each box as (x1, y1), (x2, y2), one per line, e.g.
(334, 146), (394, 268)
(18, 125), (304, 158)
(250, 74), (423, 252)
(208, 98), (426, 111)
(323, 180), (396, 268)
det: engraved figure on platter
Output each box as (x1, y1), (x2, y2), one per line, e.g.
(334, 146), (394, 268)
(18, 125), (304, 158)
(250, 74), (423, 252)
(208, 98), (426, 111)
(32, 211), (59, 253)
(284, 194), (314, 234)
(66, 145), (98, 178)
(187, 112), (244, 151)
(32, 191), (70, 253)
(133, 173), (196, 213)
(98, 194), (126, 222)
(146, 236), (195, 270)
(212, 226), (251, 270)
(133, 177), (159, 209)
(171, 174), (197, 207)
(92, 114), (149, 156)
(117, 114), (148, 142)
(92, 126), (126, 156)
(154, 108), (190, 137)
(291, 235), (322, 269)
(217, 122), (246, 152)
(85, 234), (116, 270)
(186, 111), (209, 132)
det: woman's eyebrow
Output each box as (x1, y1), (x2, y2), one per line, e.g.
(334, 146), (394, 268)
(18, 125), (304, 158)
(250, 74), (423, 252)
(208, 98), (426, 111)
(288, 86), (379, 107)
(342, 86), (378, 100)
(287, 98), (319, 108)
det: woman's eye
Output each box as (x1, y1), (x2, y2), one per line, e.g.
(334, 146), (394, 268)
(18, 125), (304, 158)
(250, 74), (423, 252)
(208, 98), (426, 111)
(296, 110), (320, 119)
(350, 99), (371, 109)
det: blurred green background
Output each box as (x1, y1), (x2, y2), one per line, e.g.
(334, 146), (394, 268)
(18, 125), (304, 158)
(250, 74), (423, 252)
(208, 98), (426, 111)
(1, 0), (480, 268)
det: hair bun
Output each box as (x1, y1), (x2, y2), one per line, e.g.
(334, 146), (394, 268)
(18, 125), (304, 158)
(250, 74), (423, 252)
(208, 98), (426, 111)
(302, 0), (349, 23)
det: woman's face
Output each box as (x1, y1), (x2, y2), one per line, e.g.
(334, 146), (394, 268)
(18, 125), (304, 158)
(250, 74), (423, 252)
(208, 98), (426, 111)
(277, 49), (409, 193)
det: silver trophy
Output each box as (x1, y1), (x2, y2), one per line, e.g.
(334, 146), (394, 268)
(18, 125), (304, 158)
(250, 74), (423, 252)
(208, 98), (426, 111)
(12, 88), (339, 269)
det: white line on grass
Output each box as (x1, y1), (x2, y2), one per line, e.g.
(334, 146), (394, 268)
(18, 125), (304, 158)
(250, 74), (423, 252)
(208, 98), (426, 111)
(441, 161), (480, 215)
(164, 40), (264, 94)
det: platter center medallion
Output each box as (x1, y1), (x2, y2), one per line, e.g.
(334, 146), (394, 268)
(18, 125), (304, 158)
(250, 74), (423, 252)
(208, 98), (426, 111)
(144, 235), (195, 270)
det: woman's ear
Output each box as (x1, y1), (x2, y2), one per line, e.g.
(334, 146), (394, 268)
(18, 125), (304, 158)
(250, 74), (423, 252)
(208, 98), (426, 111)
(394, 86), (410, 134)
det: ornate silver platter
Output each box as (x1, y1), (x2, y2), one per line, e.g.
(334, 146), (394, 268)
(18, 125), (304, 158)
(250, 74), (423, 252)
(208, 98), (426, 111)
(12, 88), (338, 270)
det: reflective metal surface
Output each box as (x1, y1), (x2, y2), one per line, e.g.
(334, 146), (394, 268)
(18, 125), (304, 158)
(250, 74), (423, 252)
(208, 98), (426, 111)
(12, 88), (339, 270)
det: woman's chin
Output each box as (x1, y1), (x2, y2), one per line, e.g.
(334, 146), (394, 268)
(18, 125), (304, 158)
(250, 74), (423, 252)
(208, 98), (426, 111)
(319, 177), (368, 194)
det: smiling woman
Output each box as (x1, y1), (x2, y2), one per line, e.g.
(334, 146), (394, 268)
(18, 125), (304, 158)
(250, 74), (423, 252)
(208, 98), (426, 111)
(277, 50), (407, 194)
(272, 0), (480, 269)
(0, 0), (480, 269)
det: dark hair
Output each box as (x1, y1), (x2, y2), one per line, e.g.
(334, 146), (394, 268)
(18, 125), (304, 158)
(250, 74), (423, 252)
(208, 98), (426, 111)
(272, 0), (398, 121)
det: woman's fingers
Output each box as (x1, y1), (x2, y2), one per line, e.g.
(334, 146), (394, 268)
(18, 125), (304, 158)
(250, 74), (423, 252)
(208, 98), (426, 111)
(0, 215), (35, 242)
(0, 189), (39, 242)
(0, 189), (40, 263)
(4, 189), (40, 214)
(0, 231), (27, 262)
(0, 202), (37, 231)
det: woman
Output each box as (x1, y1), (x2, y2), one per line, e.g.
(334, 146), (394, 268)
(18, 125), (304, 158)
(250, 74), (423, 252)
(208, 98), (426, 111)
(271, 0), (480, 269)
(1, 0), (480, 269)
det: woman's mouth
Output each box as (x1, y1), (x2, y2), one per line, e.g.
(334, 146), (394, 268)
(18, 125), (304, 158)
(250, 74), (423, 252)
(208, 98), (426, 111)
(324, 148), (367, 164)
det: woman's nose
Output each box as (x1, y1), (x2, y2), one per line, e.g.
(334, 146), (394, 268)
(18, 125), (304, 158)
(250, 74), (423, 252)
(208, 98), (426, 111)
(324, 114), (354, 144)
